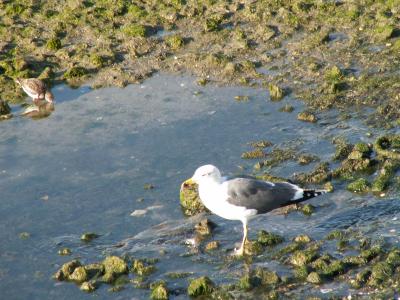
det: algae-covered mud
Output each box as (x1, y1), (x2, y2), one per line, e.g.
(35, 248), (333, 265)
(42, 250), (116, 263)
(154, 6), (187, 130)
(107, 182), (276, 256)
(1, 73), (400, 299)
(1, 1), (399, 126)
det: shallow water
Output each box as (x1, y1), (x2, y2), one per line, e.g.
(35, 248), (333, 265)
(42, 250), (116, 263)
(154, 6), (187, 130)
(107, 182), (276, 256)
(0, 73), (399, 299)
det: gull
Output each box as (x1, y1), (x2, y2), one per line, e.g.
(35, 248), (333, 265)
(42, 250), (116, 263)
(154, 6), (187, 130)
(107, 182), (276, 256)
(184, 164), (327, 256)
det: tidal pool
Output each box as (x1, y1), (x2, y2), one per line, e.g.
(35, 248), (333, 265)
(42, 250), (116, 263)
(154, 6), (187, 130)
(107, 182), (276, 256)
(0, 74), (399, 299)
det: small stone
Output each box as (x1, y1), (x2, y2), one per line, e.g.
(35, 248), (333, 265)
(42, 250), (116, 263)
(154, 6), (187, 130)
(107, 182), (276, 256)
(205, 241), (219, 251)
(144, 183), (154, 190)
(80, 281), (96, 292)
(58, 248), (71, 256)
(81, 232), (100, 242)
(19, 232), (30, 239)
(195, 218), (216, 236)
(297, 111), (318, 123)
(294, 234), (311, 243)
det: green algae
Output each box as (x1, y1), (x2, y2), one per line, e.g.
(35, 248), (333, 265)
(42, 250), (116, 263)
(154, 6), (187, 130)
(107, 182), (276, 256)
(80, 281), (96, 292)
(257, 230), (284, 247)
(301, 204), (315, 216)
(297, 111), (317, 123)
(179, 180), (207, 216)
(241, 149), (267, 159)
(290, 249), (319, 267)
(150, 281), (169, 300)
(279, 104), (294, 113)
(306, 272), (321, 284)
(268, 84), (284, 101)
(64, 66), (88, 79)
(347, 178), (370, 193)
(294, 234), (311, 244)
(46, 38), (62, 50)
(69, 266), (88, 283)
(132, 259), (156, 276)
(165, 35), (184, 50)
(187, 276), (214, 297)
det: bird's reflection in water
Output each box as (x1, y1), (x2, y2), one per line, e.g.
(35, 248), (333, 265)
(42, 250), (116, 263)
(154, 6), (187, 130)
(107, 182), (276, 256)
(21, 101), (55, 119)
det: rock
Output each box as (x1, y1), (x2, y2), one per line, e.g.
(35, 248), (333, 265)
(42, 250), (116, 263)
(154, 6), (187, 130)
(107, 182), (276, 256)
(150, 281), (169, 300)
(294, 234), (311, 243)
(132, 259), (156, 276)
(205, 241), (219, 251)
(306, 272), (322, 284)
(195, 218), (216, 236)
(100, 256), (128, 283)
(0, 100), (11, 115)
(268, 84), (284, 101)
(80, 232), (100, 242)
(179, 180), (207, 216)
(187, 276), (214, 297)
(297, 111), (317, 123)
(58, 248), (71, 256)
(69, 266), (88, 283)
(257, 230), (284, 246)
(290, 249), (318, 267)
(55, 260), (82, 281)
(80, 281), (96, 292)
(346, 178), (369, 193)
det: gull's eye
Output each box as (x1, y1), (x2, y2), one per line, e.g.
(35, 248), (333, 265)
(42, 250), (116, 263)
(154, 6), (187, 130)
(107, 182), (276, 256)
(202, 172), (211, 177)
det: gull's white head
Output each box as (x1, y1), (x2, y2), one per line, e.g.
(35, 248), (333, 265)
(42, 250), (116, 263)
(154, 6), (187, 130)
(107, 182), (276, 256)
(191, 164), (222, 184)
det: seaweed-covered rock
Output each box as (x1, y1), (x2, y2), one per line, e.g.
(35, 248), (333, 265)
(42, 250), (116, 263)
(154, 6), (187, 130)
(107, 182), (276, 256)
(80, 232), (99, 242)
(290, 249), (318, 267)
(205, 241), (219, 251)
(347, 178), (369, 193)
(64, 66), (87, 79)
(0, 100), (11, 115)
(150, 281), (169, 300)
(132, 259), (156, 276)
(368, 262), (393, 287)
(257, 230), (284, 246)
(268, 84), (284, 101)
(386, 249), (400, 267)
(306, 272), (322, 284)
(294, 234), (311, 244)
(254, 267), (280, 285)
(84, 263), (105, 279)
(195, 218), (216, 236)
(69, 266), (88, 283)
(101, 256), (128, 283)
(187, 276), (214, 297)
(293, 266), (309, 280)
(374, 135), (400, 160)
(294, 162), (331, 184)
(297, 111), (317, 123)
(179, 181), (207, 216)
(80, 281), (96, 292)
(301, 204), (315, 216)
(55, 259), (82, 281)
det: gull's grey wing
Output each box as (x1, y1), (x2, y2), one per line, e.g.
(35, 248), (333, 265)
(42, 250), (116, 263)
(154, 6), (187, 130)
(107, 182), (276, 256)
(225, 178), (300, 214)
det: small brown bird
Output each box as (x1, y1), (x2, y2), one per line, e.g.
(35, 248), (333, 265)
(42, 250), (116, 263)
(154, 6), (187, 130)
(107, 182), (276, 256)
(15, 78), (54, 105)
